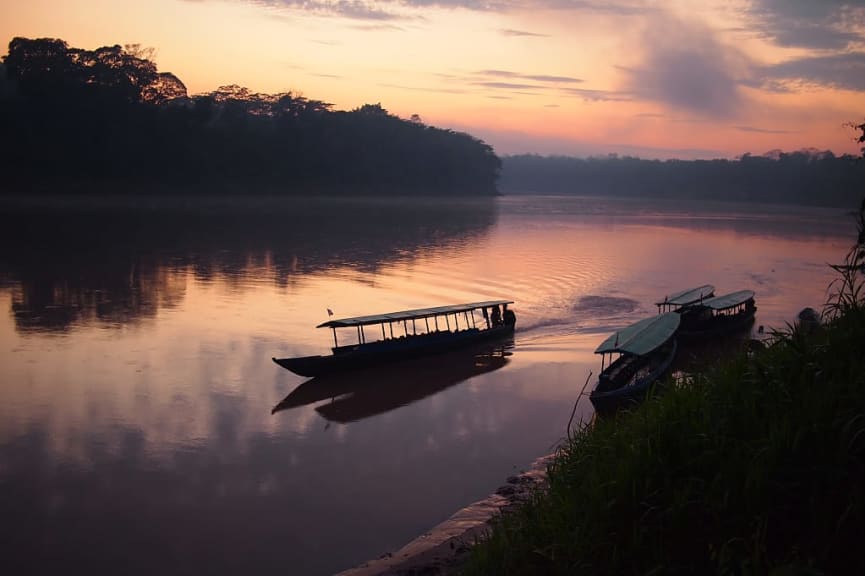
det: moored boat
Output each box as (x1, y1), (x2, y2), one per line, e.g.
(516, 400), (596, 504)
(272, 300), (516, 378)
(589, 312), (680, 414)
(656, 284), (715, 313)
(677, 289), (756, 341)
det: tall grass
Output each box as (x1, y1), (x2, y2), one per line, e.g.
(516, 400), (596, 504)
(464, 203), (865, 575)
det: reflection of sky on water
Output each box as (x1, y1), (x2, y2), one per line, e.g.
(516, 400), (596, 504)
(0, 195), (855, 575)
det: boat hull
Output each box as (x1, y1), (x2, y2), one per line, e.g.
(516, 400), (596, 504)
(589, 339), (678, 414)
(273, 324), (515, 378)
(272, 343), (511, 422)
(677, 308), (756, 342)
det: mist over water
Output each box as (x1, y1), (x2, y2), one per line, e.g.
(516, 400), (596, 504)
(0, 195), (853, 575)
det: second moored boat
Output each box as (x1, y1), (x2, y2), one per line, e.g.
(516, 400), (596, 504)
(676, 289), (756, 341)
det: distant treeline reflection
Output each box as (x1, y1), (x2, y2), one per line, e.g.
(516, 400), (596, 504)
(0, 197), (497, 332)
(500, 153), (865, 208)
(0, 37), (500, 196)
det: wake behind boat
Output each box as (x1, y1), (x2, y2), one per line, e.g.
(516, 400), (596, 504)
(589, 312), (680, 414)
(272, 300), (516, 378)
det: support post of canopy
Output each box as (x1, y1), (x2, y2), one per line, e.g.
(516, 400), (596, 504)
(381, 324), (385, 339)
(332, 328), (338, 348)
(434, 316), (439, 331)
(425, 318), (430, 332)
(446, 316), (451, 331)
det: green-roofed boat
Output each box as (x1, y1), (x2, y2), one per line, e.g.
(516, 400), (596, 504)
(655, 284), (715, 313)
(272, 300), (516, 378)
(589, 312), (680, 413)
(677, 289), (757, 341)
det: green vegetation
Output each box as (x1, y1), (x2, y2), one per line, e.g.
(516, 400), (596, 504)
(465, 202), (865, 574)
(0, 37), (500, 196)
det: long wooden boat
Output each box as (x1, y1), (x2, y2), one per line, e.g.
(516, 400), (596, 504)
(677, 289), (756, 341)
(589, 312), (680, 414)
(655, 284), (715, 313)
(272, 300), (515, 378)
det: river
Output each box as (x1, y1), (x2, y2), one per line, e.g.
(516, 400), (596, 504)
(0, 194), (855, 575)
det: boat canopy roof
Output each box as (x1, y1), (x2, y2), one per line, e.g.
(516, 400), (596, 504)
(595, 312), (681, 356)
(655, 284), (715, 307)
(700, 290), (755, 310)
(316, 300), (514, 328)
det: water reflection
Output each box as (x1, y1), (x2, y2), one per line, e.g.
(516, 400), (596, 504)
(273, 342), (513, 423)
(0, 196), (497, 333)
(497, 195), (854, 242)
(0, 194), (854, 576)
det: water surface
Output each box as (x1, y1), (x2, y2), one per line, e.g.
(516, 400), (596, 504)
(0, 195), (854, 574)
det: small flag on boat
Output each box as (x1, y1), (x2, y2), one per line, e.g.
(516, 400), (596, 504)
(327, 308), (334, 317)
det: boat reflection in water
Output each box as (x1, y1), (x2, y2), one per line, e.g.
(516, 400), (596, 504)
(272, 341), (513, 423)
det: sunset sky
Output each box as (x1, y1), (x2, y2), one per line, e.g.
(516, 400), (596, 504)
(2, 0), (864, 159)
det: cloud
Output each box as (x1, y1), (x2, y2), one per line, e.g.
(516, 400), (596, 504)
(477, 81), (544, 90)
(499, 28), (548, 37)
(212, 0), (656, 22)
(736, 125), (795, 134)
(759, 51), (865, 92)
(476, 69), (583, 84)
(621, 13), (750, 119)
(351, 23), (407, 31)
(245, 0), (402, 20)
(748, 0), (865, 50)
(562, 87), (630, 102)
(451, 69), (627, 100)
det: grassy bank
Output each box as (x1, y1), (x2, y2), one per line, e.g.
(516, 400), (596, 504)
(465, 247), (865, 573)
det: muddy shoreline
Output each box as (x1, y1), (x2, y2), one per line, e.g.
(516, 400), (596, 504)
(337, 454), (555, 576)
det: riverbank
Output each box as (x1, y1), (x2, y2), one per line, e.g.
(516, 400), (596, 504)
(462, 284), (865, 573)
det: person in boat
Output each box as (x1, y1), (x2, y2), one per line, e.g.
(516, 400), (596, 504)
(490, 305), (502, 327)
(503, 303), (516, 327)
(482, 306), (490, 329)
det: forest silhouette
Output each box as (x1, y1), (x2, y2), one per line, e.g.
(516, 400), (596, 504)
(500, 152), (864, 208)
(0, 37), (501, 196)
(1, 37), (862, 204)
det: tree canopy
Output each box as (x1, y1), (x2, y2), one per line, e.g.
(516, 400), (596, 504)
(499, 151), (865, 208)
(0, 37), (501, 196)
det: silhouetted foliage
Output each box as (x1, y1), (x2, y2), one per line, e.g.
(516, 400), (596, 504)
(500, 152), (865, 208)
(0, 37), (501, 196)
(855, 119), (865, 156)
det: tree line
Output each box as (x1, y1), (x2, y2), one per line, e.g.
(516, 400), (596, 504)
(0, 37), (501, 196)
(499, 151), (865, 208)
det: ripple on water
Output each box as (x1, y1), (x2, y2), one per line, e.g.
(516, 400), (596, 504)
(572, 295), (642, 331)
